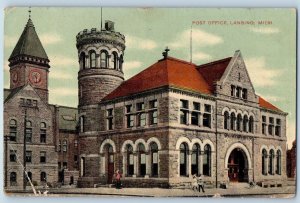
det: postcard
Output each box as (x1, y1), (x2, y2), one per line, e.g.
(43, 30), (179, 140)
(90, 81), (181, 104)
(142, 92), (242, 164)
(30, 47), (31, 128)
(3, 7), (296, 198)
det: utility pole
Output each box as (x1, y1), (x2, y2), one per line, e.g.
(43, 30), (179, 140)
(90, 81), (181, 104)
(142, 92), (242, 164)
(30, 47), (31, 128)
(23, 108), (27, 191)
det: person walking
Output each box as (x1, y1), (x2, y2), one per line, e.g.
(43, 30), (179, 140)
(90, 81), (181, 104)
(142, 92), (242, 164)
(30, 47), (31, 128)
(115, 170), (122, 189)
(192, 174), (198, 191)
(197, 174), (205, 193)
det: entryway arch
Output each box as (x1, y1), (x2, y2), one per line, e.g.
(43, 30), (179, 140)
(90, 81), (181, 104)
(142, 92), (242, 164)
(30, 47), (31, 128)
(225, 143), (251, 182)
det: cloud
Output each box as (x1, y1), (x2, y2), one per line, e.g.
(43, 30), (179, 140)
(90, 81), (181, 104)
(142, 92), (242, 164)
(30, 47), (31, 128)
(50, 56), (77, 67)
(126, 35), (158, 50)
(49, 70), (73, 80)
(250, 27), (280, 34)
(170, 28), (223, 49)
(39, 33), (62, 45)
(124, 61), (142, 70)
(4, 35), (18, 48)
(193, 52), (212, 61)
(49, 87), (77, 96)
(244, 57), (281, 87)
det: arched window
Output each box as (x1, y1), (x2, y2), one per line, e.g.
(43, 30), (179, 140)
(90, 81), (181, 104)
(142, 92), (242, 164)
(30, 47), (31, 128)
(224, 111), (229, 130)
(40, 172), (47, 182)
(112, 52), (118, 70)
(126, 144), (134, 176)
(230, 112), (236, 130)
(89, 50), (96, 68)
(100, 51), (108, 68)
(191, 144), (200, 176)
(180, 143), (188, 176)
(10, 172), (17, 185)
(119, 55), (123, 72)
(40, 122), (46, 143)
(276, 150), (281, 175)
(25, 121), (32, 143)
(80, 52), (86, 69)
(249, 116), (254, 133)
(203, 144), (211, 176)
(243, 115), (248, 132)
(137, 143), (146, 176)
(63, 140), (67, 152)
(150, 142), (158, 177)
(9, 119), (17, 141)
(262, 149), (267, 175)
(237, 114), (242, 131)
(269, 149), (274, 175)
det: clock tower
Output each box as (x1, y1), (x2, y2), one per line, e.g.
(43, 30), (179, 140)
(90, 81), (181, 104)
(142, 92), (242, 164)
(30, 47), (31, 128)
(8, 16), (50, 102)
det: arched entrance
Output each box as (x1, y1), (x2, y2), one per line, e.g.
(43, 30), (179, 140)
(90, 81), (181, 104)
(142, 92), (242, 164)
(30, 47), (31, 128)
(227, 148), (248, 182)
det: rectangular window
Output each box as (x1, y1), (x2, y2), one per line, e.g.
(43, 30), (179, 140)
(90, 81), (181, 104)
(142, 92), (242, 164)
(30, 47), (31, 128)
(275, 119), (281, 136)
(180, 100), (188, 109)
(203, 104), (212, 128)
(136, 102), (145, 111)
(149, 100), (158, 125)
(191, 112), (199, 125)
(126, 105), (132, 113)
(268, 117), (274, 135)
(149, 110), (158, 125)
(32, 100), (37, 107)
(231, 85), (235, 97)
(26, 151), (32, 163)
(9, 126), (17, 142)
(262, 116), (267, 135)
(242, 89), (247, 100)
(107, 108), (114, 130)
(149, 100), (158, 109)
(40, 151), (46, 163)
(126, 115), (134, 128)
(10, 150), (17, 162)
(126, 104), (134, 128)
(236, 87), (241, 98)
(74, 155), (78, 162)
(137, 113), (146, 127)
(40, 129), (46, 143)
(25, 128), (32, 143)
(63, 162), (67, 168)
(193, 102), (200, 111)
(180, 100), (189, 125)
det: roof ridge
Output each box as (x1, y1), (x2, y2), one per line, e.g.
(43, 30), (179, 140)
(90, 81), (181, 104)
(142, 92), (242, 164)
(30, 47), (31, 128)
(197, 57), (232, 68)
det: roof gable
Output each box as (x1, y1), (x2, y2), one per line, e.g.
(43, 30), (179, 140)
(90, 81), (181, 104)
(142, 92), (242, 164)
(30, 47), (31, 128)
(197, 57), (232, 92)
(9, 18), (48, 61)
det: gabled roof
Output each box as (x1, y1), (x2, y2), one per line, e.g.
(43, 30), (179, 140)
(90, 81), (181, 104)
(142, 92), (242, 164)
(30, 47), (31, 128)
(197, 57), (232, 92)
(9, 18), (48, 61)
(259, 96), (282, 112)
(103, 57), (212, 100)
(4, 86), (24, 103)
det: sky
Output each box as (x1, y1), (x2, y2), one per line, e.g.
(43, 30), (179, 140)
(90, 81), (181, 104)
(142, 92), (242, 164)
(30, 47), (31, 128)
(3, 7), (296, 148)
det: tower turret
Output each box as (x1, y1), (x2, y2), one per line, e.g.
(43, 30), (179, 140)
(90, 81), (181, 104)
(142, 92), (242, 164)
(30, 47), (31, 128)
(9, 17), (50, 102)
(76, 20), (125, 106)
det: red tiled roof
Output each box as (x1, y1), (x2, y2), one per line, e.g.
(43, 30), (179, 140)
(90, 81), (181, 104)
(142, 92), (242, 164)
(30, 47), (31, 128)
(197, 57), (232, 92)
(259, 96), (282, 112)
(103, 57), (212, 100)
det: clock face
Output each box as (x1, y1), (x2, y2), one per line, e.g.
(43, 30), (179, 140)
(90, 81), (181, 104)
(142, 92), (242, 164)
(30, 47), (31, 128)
(29, 71), (42, 84)
(11, 72), (18, 84)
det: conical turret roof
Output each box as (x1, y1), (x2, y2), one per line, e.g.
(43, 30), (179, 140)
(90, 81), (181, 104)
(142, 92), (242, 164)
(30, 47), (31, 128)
(9, 18), (48, 61)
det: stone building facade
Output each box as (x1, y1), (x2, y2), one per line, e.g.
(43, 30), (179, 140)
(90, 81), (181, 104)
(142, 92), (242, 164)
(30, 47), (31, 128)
(287, 140), (296, 179)
(3, 17), (79, 190)
(4, 15), (288, 190)
(76, 21), (288, 188)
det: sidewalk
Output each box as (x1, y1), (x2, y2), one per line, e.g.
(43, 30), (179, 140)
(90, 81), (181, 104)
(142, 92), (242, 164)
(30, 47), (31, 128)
(6, 183), (296, 197)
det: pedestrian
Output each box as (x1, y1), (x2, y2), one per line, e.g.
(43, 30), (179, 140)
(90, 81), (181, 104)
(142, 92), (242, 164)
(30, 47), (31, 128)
(115, 170), (122, 189)
(191, 174), (198, 191)
(197, 174), (205, 193)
